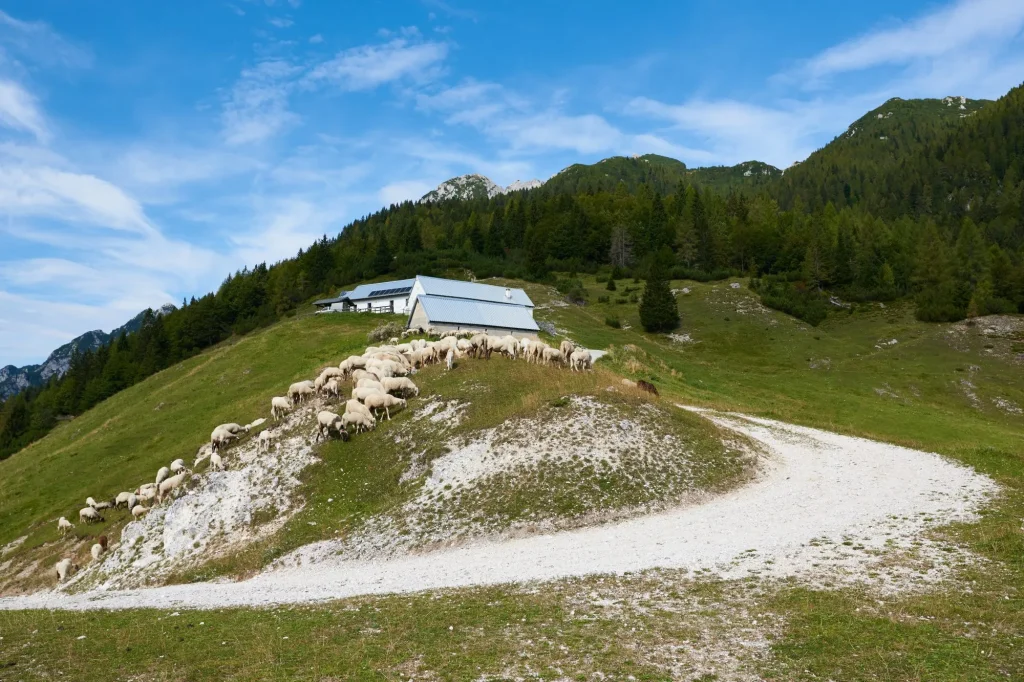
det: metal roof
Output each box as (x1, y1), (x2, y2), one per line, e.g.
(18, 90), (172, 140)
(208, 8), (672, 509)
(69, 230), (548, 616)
(416, 275), (534, 307)
(413, 295), (539, 331)
(343, 278), (416, 301)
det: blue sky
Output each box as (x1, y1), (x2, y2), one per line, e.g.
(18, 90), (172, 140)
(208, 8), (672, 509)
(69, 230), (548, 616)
(1, 0), (1023, 366)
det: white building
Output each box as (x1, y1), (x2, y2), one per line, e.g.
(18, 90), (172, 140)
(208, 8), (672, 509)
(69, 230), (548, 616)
(313, 278), (416, 314)
(313, 275), (540, 337)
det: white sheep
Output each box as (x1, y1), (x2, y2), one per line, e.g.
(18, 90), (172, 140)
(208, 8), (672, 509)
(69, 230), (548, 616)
(356, 377), (385, 392)
(542, 347), (566, 366)
(79, 507), (103, 524)
(86, 496), (97, 508)
(560, 339), (576, 360)
(344, 355), (367, 370)
(342, 411), (375, 433)
(91, 543), (105, 562)
(210, 426), (241, 453)
(287, 381), (316, 404)
(364, 393), (406, 420)
(345, 398), (373, 419)
(570, 349), (593, 372)
(157, 472), (189, 503)
(55, 557), (78, 583)
(155, 466), (171, 486)
(170, 458), (187, 474)
(245, 418), (266, 431)
(323, 378), (343, 399)
(257, 429), (272, 453)
(115, 492), (133, 508)
(217, 423), (248, 434)
(381, 376), (419, 398)
(315, 411), (348, 442)
(131, 504), (149, 519)
(136, 487), (157, 503)
(135, 482), (156, 495)
(528, 341), (549, 363)
(352, 386), (383, 402)
(445, 347), (455, 370)
(210, 452), (224, 471)
(456, 338), (473, 353)
(57, 516), (74, 535)
(271, 396), (293, 421)
(126, 493), (138, 510)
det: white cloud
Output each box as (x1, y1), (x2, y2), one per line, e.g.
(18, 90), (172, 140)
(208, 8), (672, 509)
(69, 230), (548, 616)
(309, 33), (323, 44)
(378, 179), (432, 205)
(804, 0), (1024, 79)
(0, 9), (92, 69)
(0, 80), (48, 141)
(305, 38), (449, 90)
(222, 59), (302, 145)
(269, 17), (294, 28)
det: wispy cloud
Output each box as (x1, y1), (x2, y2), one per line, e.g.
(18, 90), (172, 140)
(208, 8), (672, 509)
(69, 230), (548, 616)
(0, 80), (48, 141)
(305, 38), (449, 90)
(803, 0), (1024, 80)
(0, 9), (92, 69)
(378, 179), (432, 205)
(221, 59), (302, 145)
(268, 17), (294, 28)
(309, 33), (323, 44)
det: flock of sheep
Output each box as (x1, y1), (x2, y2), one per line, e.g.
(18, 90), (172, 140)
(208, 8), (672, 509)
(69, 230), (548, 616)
(50, 327), (592, 585)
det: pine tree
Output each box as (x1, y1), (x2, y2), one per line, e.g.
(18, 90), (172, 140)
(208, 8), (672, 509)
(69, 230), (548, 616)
(638, 266), (680, 332)
(606, 277), (617, 291)
(372, 236), (393, 275)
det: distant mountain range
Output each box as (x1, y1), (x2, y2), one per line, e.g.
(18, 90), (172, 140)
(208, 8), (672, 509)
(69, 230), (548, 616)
(419, 156), (784, 203)
(0, 303), (177, 400)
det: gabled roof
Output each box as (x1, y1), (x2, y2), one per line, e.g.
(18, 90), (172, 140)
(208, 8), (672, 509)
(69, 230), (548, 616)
(413, 295), (539, 332)
(343, 279), (416, 301)
(416, 275), (533, 307)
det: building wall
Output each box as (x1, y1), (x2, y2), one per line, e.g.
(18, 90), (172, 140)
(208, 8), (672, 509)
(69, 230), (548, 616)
(407, 302), (538, 339)
(329, 296), (410, 313)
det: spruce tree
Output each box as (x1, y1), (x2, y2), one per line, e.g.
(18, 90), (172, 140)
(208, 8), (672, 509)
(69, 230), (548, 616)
(638, 267), (680, 332)
(606, 277), (617, 291)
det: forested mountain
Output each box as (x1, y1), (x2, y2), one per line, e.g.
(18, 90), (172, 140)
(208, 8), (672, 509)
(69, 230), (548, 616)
(775, 95), (992, 213)
(688, 161), (782, 192)
(0, 304), (177, 401)
(3, 84), (1024, 460)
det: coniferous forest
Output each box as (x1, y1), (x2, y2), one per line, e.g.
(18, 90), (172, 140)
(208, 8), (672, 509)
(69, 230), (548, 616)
(2, 84), (1024, 459)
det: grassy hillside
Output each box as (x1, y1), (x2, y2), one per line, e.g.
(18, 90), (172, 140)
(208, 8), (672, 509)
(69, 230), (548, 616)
(0, 277), (1022, 680)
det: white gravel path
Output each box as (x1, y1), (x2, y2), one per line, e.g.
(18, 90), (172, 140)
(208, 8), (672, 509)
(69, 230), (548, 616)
(0, 409), (996, 611)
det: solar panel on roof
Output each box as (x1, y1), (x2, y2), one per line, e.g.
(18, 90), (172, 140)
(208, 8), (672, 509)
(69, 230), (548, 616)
(367, 286), (412, 297)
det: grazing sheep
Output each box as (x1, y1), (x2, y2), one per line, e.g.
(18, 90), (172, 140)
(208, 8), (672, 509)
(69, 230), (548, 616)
(91, 543), (105, 562)
(569, 349), (593, 372)
(157, 472), (189, 503)
(86, 496), (98, 508)
(315, 411), (348, 442)
(381, 376), (419, 398)
(126, 493), (138, 510)
(350, 368), (373, 383)
(364, 392), (406, 420)
(115, 492), (133, 508)
(528, 341), (549, 364)
(55, 558), (78, 583)
(136, 487), (157, 503)
(356, 378), (385, 392)
(456, 338), (473, 353)
(155, 466), (171, 486)
(216, 423), (248, 434)
(344, 355), (367, 370)
(541, 347), (566, 366)
(317, 366), (345, 386)
(323, 378), (343, 399)
(445, 347), (455, 371)
(135, 482), (156, 495)
(131, 504), (149, 519)
(79, 507), (103, 524)
(245, 418), (266, 431)
(170, 458), (187, 474)
(210, 426), (241, 453)
(345, 399), (373, 420)
(93, 500), (113, 511)
(560, 339), (576, 360)
(287, 381), (316, 404)
(271, 396), (293, 421)
(210, 452), (224, 471)
(342, 411), (376, 433)
(352, 386), (383, 402)
(57, 516), (74, 535)
(257, 429), (272, 453)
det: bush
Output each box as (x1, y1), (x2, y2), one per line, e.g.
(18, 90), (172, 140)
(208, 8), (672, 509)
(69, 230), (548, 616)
(752, 278), (828, 326)
(597, 295), (610, 303)
(629, 293), (638, 303)
(555, 276), (588, 305)
(605, 316), (621, 328)
(616, 297), (628, 304)
(606, 278), (617, 291)
(368, 320), (405, 343)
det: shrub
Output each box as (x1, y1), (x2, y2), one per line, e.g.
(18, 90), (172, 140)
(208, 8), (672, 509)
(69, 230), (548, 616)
(616, 297), (628, 304)
(605, 316), (621, 328)
(606, 278), (617, 291)
(752, 277), (828, 326)
(597, 295), (610, 303)
(629, 293), (638, 303)
(368, 320), (405, 343)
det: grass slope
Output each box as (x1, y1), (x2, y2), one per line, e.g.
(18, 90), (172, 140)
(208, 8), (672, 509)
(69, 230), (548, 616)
(1, 276), (1022, 680)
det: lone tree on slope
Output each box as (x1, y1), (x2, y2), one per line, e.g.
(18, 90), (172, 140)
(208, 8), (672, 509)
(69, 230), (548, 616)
(639, 267), (680, 333)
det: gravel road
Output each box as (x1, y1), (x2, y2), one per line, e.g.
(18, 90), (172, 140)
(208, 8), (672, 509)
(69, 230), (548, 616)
(0, 409), (995, 611)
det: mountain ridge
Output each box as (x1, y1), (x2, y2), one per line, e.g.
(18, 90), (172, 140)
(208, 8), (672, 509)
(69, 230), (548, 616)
(0, 303), (177, 401)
